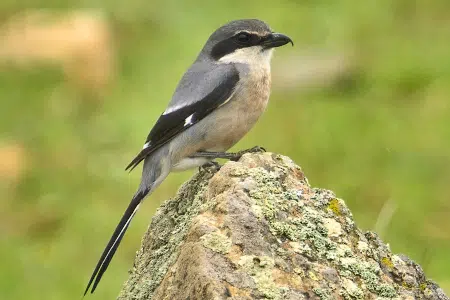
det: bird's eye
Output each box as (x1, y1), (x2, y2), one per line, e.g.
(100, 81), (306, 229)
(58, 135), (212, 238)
(236, 32), (251, 43)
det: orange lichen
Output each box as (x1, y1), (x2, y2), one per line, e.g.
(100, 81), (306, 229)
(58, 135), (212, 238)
(225, 283), (252, 299)
(272, 268), (303, 290)
(226, 244), (244, 264)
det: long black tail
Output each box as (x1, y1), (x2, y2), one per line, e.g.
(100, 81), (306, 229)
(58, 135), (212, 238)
(84, 188), (150, 295)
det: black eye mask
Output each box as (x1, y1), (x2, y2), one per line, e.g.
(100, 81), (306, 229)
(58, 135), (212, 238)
(211, 32), (264, 60)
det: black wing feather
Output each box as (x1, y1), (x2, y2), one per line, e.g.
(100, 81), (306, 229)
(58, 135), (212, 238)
(125, 70), (239, 172)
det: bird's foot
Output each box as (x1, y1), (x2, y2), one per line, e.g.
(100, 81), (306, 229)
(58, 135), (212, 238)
(230, 146), (266, 161)
(245, 145), (266, 153)
(198, 160), (221, 173)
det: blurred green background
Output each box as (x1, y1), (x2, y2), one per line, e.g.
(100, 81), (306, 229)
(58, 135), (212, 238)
(1, 0), (449, 299)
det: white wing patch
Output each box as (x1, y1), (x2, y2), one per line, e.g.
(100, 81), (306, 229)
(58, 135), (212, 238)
(142, 141), (151, 149)
(184, 114), (194, 126)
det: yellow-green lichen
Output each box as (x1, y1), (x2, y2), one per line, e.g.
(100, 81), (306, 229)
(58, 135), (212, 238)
(381, 257), (394, 270)
(328, 198), (341, 215)
(200, 231), (232, 254)
(308, 271), (319, 281)
(402, 280), (414, 289)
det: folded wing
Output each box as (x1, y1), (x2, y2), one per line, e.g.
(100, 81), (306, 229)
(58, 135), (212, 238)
(126, 63), (240, 171)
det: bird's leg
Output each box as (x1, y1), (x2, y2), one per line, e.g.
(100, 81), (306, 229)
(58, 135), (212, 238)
(191, 146), (266, 162)
(191, 151), (237, 160)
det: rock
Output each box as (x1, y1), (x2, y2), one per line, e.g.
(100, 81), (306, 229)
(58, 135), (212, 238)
(118, 152), (448, 300)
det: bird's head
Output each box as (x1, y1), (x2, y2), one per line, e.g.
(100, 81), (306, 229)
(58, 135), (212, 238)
(199, 19), (293, 64)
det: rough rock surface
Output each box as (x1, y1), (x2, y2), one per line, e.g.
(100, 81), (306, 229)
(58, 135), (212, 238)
(118, 152), (448, 300)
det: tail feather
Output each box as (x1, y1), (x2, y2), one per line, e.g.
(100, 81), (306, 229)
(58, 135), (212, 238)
(84, 188), (149, 295)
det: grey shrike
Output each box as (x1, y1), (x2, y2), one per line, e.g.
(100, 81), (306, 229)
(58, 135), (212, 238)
(84, 18), (293, 295)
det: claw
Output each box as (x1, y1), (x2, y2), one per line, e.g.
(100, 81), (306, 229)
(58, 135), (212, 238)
(198, 161), (221, 173)
(229, 146), (266, 162)
(247, 146), (266, 153)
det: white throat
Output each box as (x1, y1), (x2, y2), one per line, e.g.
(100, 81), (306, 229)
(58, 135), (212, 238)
(218, 46), (274, 69)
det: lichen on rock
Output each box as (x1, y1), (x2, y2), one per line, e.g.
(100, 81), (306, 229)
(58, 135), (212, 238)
(119, 152), (449, 300)
(201, 231), (232, 254)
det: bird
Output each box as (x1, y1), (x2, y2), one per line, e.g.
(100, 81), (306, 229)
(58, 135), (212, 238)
(84, 18), (293, 295)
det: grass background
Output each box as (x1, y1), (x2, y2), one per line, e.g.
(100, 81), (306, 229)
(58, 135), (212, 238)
(1, 1), (450, 299)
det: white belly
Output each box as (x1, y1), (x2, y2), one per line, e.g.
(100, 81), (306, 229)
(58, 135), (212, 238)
(172, 157), (210, 172)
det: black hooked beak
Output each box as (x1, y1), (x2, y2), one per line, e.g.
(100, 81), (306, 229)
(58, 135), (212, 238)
(261, 32), (294, 49)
